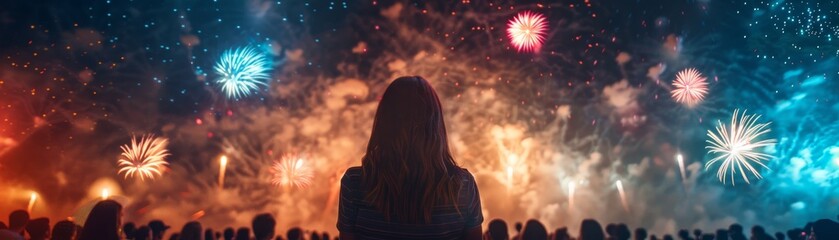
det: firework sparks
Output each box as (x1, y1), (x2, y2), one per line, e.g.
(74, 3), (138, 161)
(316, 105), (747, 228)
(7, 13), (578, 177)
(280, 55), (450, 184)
(117, 135), (170, 181)
(616, 180), (629, 212)
(218, 155), (228, 189)
(507, 11), (548, 52)
(670, 68), (709, 106)
(214, 46), (272, 99)
(676, 154), (687, 181)
(706, 109), (776, 185)
(568, 181), (576, 209)
(27, 192), (37, 213)
(101, 188), (109, 200)
(271, 154), (314, 189)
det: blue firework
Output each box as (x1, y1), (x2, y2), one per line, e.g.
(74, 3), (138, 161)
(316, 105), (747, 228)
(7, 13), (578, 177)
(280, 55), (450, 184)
(214, 46), (272, 99)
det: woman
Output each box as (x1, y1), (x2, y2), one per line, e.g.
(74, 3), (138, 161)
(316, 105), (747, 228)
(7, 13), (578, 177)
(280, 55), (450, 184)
(579, 219), (605, 240)
(178, 222), (202, 240)
(79, 200), (123, 240)
(337, 76), (483, 239)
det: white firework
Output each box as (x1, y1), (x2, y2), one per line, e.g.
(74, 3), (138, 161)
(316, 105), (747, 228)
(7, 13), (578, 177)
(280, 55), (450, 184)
(705, 109), (776, 184)
(271, 154), (313, 189)
(118, 135), (170, 181)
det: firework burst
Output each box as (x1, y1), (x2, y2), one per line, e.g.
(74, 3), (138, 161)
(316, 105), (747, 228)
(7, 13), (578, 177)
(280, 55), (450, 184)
(271, 154), (314, 189)
(670, 68), (709, 106)
(117, 135), (170, 181)
(706, 110), (776, 185)
(214, 46), (272, 99)
(507, 11), (548, 52)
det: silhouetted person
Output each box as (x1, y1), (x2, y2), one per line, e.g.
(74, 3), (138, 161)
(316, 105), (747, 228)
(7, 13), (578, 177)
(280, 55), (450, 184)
(701, 234), (714, 240)
(252, 213), (275, 240)
(677, 229), (692, 240)
(716, 229), (729, 240)
(693, 230), (702, 240)
(634, 228), (647, 240)
(521, 219), (548, 240)
(26, 218), (50, 240)
(285, 228), (302, 240)
(336, 76), (483, 240)
(663, 235), (674, 240)
(180, 221), (202, 240)
(775, 232), (785, 240)
(123, 223), (137, 240)
(751, 225), (774, 240)
(204, 229), (214, 240)
(650, 235), (659, 240)
(0, 221), (6, 230)
(79, 200), (123, 240)
(51, 220), (76, 240)
(487, 219), (509, 240)
(134, 226), (151, 240)
(554, 227), (570, 240)
(148, 220), (170, 240)
(605, 224), (616, 240)
(811, 219), (839, 240)
(729, 224), (747, 240)
(615, 224), (630, 240)
(234, 228), (249, 240)
(310, 232), (320, 240)
(223, 228), (235, 240)
(579, 219), (605, 240)
(513, 222), (523, 240)
(169, 233), (180, 240)
(8, 210), (29, 236)
(322, 232), (329, 240)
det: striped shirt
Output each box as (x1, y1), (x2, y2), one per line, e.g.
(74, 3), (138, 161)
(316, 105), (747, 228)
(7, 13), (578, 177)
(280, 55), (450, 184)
(337, 167), (483, 239)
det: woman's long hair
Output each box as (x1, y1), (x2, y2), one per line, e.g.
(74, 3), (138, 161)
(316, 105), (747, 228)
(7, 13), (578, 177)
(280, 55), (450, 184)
(79, 200), (123, 240)
(361, 76), (462, 224)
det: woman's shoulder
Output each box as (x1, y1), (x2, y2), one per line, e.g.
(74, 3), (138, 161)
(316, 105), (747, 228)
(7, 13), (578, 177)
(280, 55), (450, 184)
(455, 167), (477, 184)
(341, 166), (363, 186)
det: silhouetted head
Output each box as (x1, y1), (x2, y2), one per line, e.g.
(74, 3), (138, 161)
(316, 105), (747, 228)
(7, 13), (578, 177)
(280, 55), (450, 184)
(123, 222), (137, 240)
(8, 210), (29, 233)
(579, 219), (605, 240)
(80, 200), (123, 240)
(678, 229), (690, 239)
(786, 229), (802, 240)
(148, 220), (170, 240)
(179, 221), (202, 240)
(25, 218), (50, 240)
(204, 228), (214, 240)
(51, 220), (76, 240)
(169, 233), (180, 240)
(812, 219), (839, 240)
(615, 224), (630, 240)
(0, 221), (6, 230)
(134, 226), (151, 240)
(516, 222), (523, 232)
(554, 227), (570, 240)
(252, 213), (275, 240)
(321, 232), (329, 240)
(310, 232), (320, 240)
(775, 232), (785, 240)
(234, 228), (249, 240)
(361, 76), (463, 224)
(487, 219), (509, 240)
(701, 234), (714, 240)
(663, 234), (674, 240)
(752, 225), (767, 236)
(650, 235), (658, 240)
(286, 227), (302, 240)
(693, 229), (702, 238)
(634, 228), (648, 240)
(605, 224), (616, 237)
(729, 224), (743, 234)
(521, 219), (548, 240)
(223, 228), (235, 240)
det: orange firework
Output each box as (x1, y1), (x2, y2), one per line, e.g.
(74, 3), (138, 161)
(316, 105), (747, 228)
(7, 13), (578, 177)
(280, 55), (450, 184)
(507, 11), (548, 52)
(117, 135), (170, 181)
(271, 154), (313, 189)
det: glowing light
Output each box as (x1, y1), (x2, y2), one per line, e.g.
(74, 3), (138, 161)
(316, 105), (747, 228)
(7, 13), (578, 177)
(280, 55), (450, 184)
(568, 181), (575, 209)
(507, 11), (548, 52)
(219, 155), (228, 189)
(27, 192), (37, 213)
(706, 109), (776, 185)
(670, 68), (709, 106)
(117, 135), (170, 181)
(101, 188), (109, 200)
(214, 46), (272, 99)
(616, 180), (629, 212)
(271, 154), (313, 189)
(676, 154), (686, 181)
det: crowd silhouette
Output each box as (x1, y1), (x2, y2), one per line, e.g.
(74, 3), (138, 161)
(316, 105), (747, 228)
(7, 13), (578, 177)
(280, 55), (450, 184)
(1, 199), (838, 240)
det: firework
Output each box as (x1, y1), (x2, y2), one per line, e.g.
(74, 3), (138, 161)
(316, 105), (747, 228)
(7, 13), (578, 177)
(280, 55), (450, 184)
(117, 135), (170, 181)
(101, 188), (109, 200)
(214, 46), (272, 99)
(706, 109), (776, 185)
(27, 192), (37, 213)
(507, 11), (548, 52)
(218, 155), (228, 189)
(271, 154), (314, 189)
(616, 180), (629, 212)
(568, 181), (575, 209)
(670, 68), (709, 106)
(676, 154), (687, 181)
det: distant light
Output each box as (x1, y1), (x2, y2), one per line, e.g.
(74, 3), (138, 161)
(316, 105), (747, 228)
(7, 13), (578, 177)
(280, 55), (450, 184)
(791, 201), (806, 210)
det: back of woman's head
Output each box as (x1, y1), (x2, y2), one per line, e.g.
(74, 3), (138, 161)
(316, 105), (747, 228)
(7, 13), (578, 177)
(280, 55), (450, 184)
(51, 220), (76, 240)
(579, 219), (605, 240)
(362, 76), (462, 224)
(179, 221), (202, 240)
(80, 200), (123, 240)
(521, 219), (548, 240)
